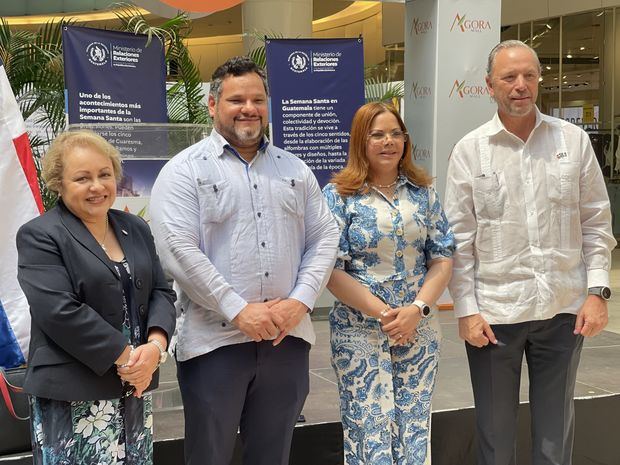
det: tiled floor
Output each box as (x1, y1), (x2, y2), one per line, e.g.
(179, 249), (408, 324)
(152, 250), (620, 440)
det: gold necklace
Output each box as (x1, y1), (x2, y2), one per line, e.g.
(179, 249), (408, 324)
(369, 178), (398, 189)
(100, 216), (109, 252)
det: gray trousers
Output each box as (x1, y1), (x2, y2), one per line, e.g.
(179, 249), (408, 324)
(466, 313), (584, 465)
(177, 337), (310, 465)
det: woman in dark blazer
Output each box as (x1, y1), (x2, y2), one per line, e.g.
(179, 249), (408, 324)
(16, 130), (176, 465)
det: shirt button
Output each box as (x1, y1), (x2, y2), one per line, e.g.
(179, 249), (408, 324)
(263, 298), (268, 302)
(138, 304), (145, 315)
(261, 241), (266, 247)
(396, 228), (403, 236)
(135, 279), (143, 289)
(264, 272), (269, 277)
(396, 250), (403, 258)
(257, 212), (262, 218)
(253, 184), (258, 189)
(221, 322), (226, 327)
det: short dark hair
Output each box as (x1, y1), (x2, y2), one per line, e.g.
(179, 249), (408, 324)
(209, 56), (269, 102)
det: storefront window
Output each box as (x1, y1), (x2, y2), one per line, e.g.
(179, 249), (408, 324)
(531, 17), (560, 116)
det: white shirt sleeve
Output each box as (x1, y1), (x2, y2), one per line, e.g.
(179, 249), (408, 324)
(577, 130), (617, 288)
(149, 160), (248, 322)
(444, 144), (481, 318)
(288, 168), (340, 309)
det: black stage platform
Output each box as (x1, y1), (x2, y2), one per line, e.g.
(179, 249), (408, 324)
(3, 312), (620, 464)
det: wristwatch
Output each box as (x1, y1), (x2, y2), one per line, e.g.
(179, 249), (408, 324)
(148, 339), (168, 366)
(413, 299), (432, 318)
(588, 286), (612, 301)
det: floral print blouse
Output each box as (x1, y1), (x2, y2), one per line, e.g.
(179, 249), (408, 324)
(323, 176), (454, 293)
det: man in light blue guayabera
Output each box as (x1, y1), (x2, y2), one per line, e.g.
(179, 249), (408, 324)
(150, 56), (339, 465)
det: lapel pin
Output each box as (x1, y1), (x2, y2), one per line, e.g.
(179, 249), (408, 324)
(122, 229), (128, 235)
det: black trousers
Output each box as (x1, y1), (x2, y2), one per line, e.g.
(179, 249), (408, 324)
(466, 313), (584, 465)
(177, 336), (310, 465)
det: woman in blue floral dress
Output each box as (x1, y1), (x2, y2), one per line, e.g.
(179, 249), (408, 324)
(323, 103), (454, 464)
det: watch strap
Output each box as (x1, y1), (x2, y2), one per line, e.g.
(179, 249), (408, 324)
(413, 299), (431, 317)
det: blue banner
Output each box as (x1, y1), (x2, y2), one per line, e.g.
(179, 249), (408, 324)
(266, 38), (365, 186)
(62, 26), (167, 156)
(0, 302), (24, 369)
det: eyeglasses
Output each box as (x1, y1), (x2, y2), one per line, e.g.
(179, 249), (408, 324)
(367, 130), (408, 144)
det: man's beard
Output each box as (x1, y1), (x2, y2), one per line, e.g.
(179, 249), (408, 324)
(216, 118), (265, 148)
(234, 123), (264, 144)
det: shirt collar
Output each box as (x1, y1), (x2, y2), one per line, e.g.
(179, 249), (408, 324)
(210, 128), (270, 159)
(486, 106), (545, 137)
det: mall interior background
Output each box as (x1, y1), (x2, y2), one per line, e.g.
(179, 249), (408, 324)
(5, 2), (620, 231)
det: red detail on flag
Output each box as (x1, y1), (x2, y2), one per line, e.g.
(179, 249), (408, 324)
(13, 132), (43, 214)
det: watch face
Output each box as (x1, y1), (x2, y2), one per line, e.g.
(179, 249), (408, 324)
(602, 287), (612, 300)
(421, 305), (431, 317)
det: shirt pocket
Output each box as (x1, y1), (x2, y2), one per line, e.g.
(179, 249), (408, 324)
(276, 177), (305, 219)
(547, 161), (580, 205)
(472, 171), (506, 220)
(197, 179), (235, 223)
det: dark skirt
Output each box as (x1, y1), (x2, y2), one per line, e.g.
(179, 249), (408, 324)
(29, 394), (153, 465)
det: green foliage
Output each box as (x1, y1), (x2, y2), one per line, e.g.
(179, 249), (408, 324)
(0, 6), (210, 210)
(0, 18), (66, 210)
(247, 30), (286, 69)
(0, 18), (67, 135)
(112, 2), (210, 123)
(364, 76), (404, 104)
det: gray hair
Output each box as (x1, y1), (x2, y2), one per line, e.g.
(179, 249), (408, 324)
(209, 56), (269, 103)
(486, 40), (542, 76)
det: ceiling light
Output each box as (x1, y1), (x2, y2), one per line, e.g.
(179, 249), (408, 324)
(563, 81), (568, 84)
(554, 77), (558, 80)
(596, 11), (604, 17)
(563, 75), (567, 79)
(580, 46), (585, 51)
(546, 23), (552, 29)
(577, 74), (581, 77)
(546, 66), (551, 70)
(566, 54), (573, 58)
(594, 56), (599, 59)
(539, 77), (543, 82)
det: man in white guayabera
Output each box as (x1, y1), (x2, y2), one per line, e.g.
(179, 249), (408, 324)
(445, 40), (616, 465)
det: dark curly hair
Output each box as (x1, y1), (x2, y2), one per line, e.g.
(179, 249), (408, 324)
(209, 56), (269, 103)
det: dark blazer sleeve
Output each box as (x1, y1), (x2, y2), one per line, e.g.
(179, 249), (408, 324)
(134, 217), (176, 342)
(17, 221), (128, 377)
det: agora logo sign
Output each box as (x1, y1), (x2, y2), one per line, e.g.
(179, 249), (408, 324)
(410, 81), (432, 99)
(449, 80), (490, 99)
(412, 17), (432, 35)
(450, 13), (491, 33)
(413, 144), (432, 161)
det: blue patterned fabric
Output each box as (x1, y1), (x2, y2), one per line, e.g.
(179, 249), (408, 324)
(323, 177), (454, 465)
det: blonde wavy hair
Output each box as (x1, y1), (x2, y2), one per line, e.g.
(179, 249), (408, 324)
(42, 130), (122, 194)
